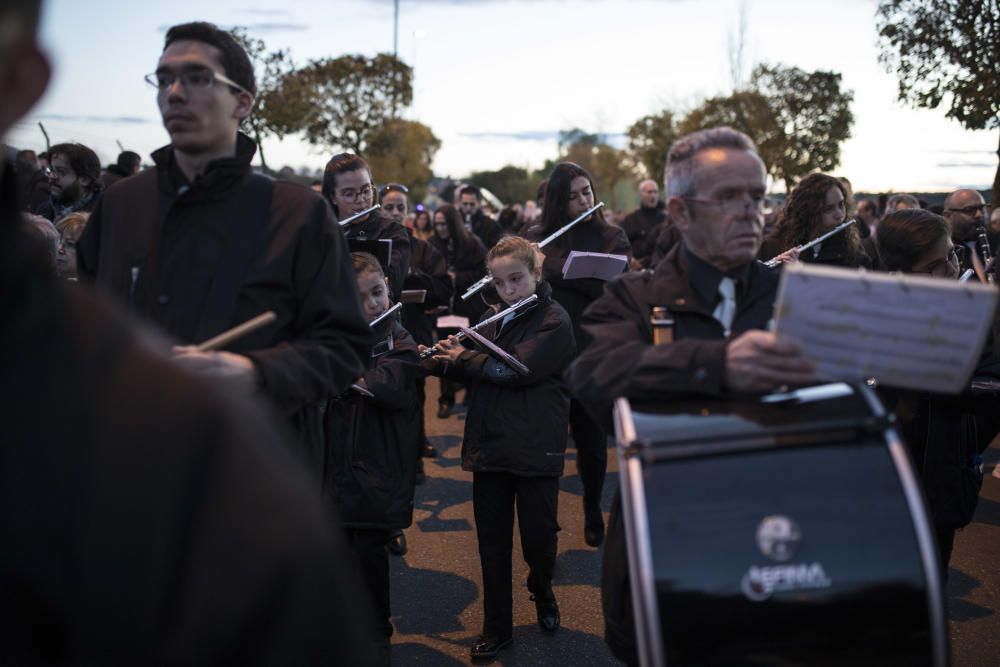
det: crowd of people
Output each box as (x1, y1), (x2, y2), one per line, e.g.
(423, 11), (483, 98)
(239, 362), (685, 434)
(4, 5), (999, 665)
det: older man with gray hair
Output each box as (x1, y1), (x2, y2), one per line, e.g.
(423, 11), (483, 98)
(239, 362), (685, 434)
(568, 126), (816, 663)
(621, 178), (669, 268)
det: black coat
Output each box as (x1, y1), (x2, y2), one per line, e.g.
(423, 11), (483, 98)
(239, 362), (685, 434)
(568, 243), (779, 421)
(439, 283), (576, 477)
(759, 231), (872, 268)
(428, 232), (489, 323)
(1, 162), (376, 663)
(324, 322), (422, 529)
(77, 133), (373, 477)
(342, 211), (411, 294)
(468, 210), (503, 250)
(620, 202), (668, 267)
(402, 234), (453, 347)
(525, 217), (631, 347)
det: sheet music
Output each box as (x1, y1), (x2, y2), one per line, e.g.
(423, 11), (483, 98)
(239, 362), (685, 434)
(774, 263), (997, 394)
(561, 251), (628, 281)
(460, 327), (530, 376)
(436, 315), (471, 329)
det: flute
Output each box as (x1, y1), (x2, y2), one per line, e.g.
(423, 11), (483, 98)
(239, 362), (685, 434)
(338, 204), (380, 227)
(763, 218), (856, 268)
(419, 294), (539, 359)
(461, 202), (605, 301)
(369, 302), (402, 328)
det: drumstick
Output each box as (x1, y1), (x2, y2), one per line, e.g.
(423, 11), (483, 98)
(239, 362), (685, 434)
(195, 311), (277, 352)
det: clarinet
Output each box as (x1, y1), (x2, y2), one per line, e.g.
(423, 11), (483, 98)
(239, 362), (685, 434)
(976, 222), (995, 284)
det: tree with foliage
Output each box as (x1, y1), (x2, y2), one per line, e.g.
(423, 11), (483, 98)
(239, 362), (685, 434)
(365, 119), (441, 204)
(281, 54), (413, 155)
(559, 130), (631, 209)
(876, 0), (1000, 206)
(626, 110), (678, 181)
(230, 28), (300, 171)
(468, 165), (537, 204)
(679, 64), (853, 190)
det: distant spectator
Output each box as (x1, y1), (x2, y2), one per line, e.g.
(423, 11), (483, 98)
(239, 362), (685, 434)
(21, 212), (59, 271)
(34, 142), (101, 221)
(855, 198), (878, 238)
(54, 211), (89, 280)
(100, 150), (141, 189)
(884, 193), (920, 217)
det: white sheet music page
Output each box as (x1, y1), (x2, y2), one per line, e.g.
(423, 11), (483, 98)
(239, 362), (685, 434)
(561, 251), (628, 281)
(774, 263), (998, 394)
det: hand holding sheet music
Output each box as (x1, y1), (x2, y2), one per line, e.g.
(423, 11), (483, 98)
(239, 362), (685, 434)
(561, 251), (628, 281)
(774, 263), (998, 394)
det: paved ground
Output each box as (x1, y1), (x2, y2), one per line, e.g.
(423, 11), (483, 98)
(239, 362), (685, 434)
(390, 383), (999, 665)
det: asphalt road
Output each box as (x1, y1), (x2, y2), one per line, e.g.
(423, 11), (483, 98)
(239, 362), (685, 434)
(389, 383), (999, 666)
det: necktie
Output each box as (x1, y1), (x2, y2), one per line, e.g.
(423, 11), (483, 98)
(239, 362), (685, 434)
(713, 276), (736, 336)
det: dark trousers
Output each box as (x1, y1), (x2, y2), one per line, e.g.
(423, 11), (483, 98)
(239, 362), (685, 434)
(570, 398), (607, 515)
(346, 527), (393, 638)
(473, 471), (560, 639)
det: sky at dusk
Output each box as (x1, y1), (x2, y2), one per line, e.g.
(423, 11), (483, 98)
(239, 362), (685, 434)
(7, 0), (996, 194)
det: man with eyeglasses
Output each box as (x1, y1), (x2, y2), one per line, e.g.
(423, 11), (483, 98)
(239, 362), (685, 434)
(34, 142), (102, 222)
(942, 188), (990, 276)
(78, 22), (373, 480)
(322, 153), (410, 293)
(567, 127), (817, 664)
(459, 184), (503, 250)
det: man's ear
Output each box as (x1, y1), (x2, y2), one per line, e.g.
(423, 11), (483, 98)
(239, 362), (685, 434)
(0, 42), (51, 138)
(233, 91), (254, 120)
(667, 195), (691, 233)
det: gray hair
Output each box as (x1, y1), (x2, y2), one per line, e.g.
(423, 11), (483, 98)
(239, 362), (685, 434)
(885, 193), (920, 212)
(664, 126), (758, 198)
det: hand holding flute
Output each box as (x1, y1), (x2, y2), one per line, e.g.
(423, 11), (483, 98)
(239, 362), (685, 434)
(419, 294), (539, 360)
(763, 218), (856, 268)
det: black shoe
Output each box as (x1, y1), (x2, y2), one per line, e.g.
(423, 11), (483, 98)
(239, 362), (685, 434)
(422, 441), (438, 458)
(532, 595), (560, 633)
(470, 635), (512, 659)
(584, 508), (605, 547)
(437, 402), (452, 419)
(386, 530), (407, 556)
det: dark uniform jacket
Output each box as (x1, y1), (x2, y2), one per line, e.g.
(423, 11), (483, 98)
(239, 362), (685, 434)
(440, 282), (576, 477)
(621, 201), (668, 267)
(342, 210), (411, 294)
(402, 233), (453, 347)
(1, 168), (375, 664)
(567, 242), (779, 665)
(76, 134), (372, 477)
(467, 209), (503, 250)
(324, 322), (422, 530)
(429, 232), (489, 324)
(526, 216), (631, 347)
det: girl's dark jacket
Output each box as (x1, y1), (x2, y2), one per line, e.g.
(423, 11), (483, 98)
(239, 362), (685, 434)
(439, 282), (576, 477)
(428, 232), (489, 323)
(324, 320), (421, 529)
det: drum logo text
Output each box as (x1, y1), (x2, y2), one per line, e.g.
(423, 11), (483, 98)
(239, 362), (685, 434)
(741, 563), (833, 601)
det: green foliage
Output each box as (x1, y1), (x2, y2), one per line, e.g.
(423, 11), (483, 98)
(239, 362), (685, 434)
(626, 110), (678, 181)
(558, 131), (632, 210)
(366, 119), (440, 203)
(876, 0), (1000, 205)
(229, 28), (298, 170)
(467, 165), (537, 204)
(282, 54), (413, 154)
(678, 64), (853, 190)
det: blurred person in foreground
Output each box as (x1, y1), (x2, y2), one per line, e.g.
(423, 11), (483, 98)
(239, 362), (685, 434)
(0, 2), (375, 664)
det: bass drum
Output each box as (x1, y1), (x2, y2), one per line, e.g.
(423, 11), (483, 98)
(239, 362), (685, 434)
(610, 383), (947, 667)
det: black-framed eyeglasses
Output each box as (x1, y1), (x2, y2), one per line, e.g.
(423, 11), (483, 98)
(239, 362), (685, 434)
(337, 184), (375, 202)
(945, 204), (987, 217)
(379, 183), (409, 197)
(144, 66), (250, 95)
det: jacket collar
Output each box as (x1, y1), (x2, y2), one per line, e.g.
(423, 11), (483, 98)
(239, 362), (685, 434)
(649, 242), (776, 314)
(151, 131), (257, 203)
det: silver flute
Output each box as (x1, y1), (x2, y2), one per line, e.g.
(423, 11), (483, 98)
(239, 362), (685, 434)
(763, 218), (856, 268)
(338, 204), (381, 227)
(419, 294), (539, 359)
(369, 302), (402, 328)
(461, 202), (605, 301)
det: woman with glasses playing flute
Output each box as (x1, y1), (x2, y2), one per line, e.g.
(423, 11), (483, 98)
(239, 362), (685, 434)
(322, 153), (411, 293)
(525, 162), (631, 548)
(760, 172), (871, 268)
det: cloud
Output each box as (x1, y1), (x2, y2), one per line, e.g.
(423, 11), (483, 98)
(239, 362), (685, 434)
(236, 9), (292, 17)
(936, 162), (995, 169)
(158, 22), (308, 33)
(460, 130), (627, 142)
(35, 114), (154, 124)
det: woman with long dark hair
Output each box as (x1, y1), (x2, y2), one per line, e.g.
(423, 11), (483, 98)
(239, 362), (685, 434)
(875, 208), (997, 578)
(762, 172), (870, 268)
(526, 162), (631, 547)
(428, 203), (488, 416)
